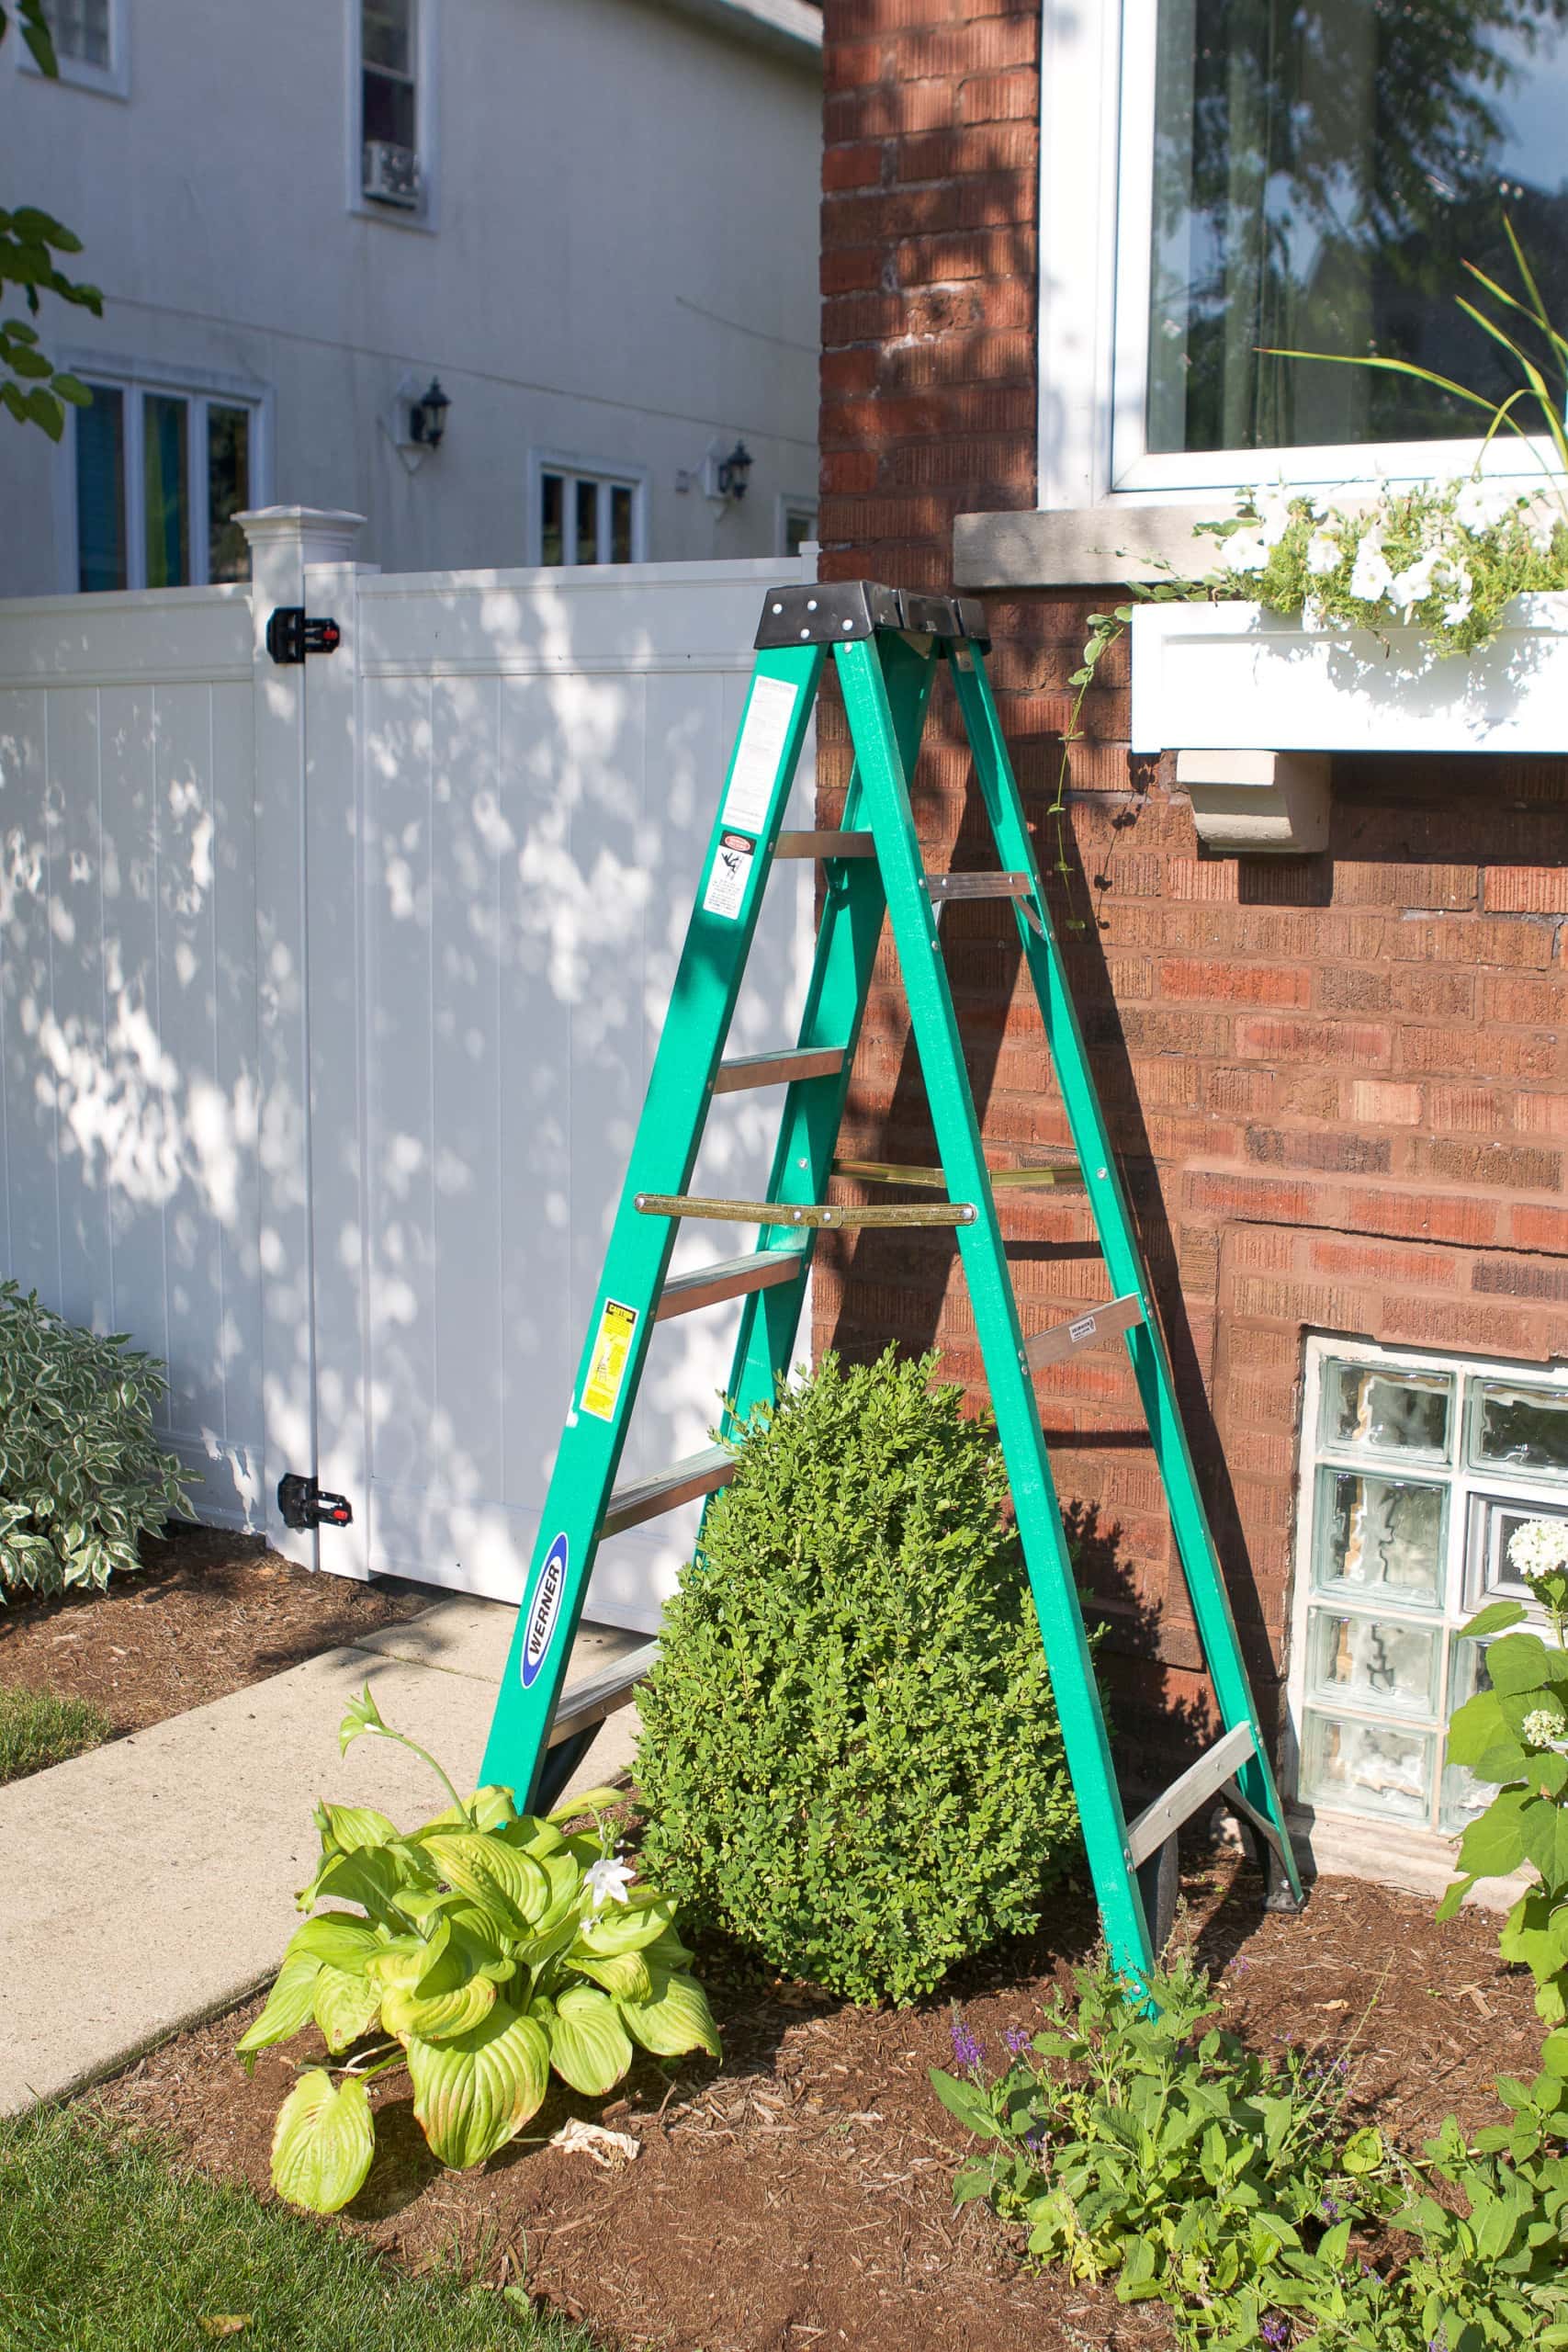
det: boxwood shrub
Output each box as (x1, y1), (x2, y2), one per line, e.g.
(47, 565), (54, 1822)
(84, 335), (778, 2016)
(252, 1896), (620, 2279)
(0, 1281), (194, 1597)
(635, 1348), (1084, 2005)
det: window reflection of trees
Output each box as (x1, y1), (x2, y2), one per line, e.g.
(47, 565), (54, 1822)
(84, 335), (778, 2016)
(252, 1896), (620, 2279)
(1149, 0), (1568, 451)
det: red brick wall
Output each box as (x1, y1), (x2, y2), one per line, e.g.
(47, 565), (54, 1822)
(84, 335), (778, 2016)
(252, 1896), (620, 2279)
(814, 0), (1568, 1785)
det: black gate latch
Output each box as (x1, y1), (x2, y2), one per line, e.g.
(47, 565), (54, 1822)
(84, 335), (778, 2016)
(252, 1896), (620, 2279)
(265, 607), (342, 665)
(277, 1474), (354, 1531)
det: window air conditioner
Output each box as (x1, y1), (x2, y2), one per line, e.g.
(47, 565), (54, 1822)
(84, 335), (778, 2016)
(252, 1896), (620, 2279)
(363, 141), (422, 209)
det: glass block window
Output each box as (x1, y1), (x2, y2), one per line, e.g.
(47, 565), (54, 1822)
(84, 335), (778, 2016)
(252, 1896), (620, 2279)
(1289, 1340), (1568, 1838)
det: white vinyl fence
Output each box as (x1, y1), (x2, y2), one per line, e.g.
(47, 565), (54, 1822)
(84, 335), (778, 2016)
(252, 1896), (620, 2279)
(0, 511), (813, 1629)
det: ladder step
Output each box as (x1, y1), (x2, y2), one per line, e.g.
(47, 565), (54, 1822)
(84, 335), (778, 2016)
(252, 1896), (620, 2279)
(638, 1192), (976, 1230)
(1025, 1293), (1143, 1370)
(925, 870), (1045, 936)
(548, 1638), (661, 1747)
(654, 1249), (803, 1321)
(713, 1046), (846, 1095)
(833, 1156), (1086, 1193)
(601, 1444), (736, 1536)
(1125, 1724), (1258, 1866)
(774, 830), (876, 860)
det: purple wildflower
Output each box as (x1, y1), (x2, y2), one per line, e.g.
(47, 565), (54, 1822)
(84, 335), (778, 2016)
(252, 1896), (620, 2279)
(1004, 2027), (1032, 2057)
(1261, 2319), (1288, 2348)
(951, 2015), (983, 2071)
(1319, 2195), (1341, 2222)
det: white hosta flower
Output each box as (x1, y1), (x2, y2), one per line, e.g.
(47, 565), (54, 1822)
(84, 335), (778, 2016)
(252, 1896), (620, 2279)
(1348, 532), (1393, 604)
(1306, 530), (1343, 578)
(1509, 1517), (1568, 1578)
(1522, 1705), (1567, 1750)
(585, 1854), (636, 1909)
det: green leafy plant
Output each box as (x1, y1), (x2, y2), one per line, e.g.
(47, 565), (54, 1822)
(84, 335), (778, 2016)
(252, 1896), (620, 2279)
(1, 2), (101, 440)
(1439, 1519), (1568, 2030)
(0, 1281), (195, 1597)
(240, 1685), (720, 2215)
(931, 1958), (1394, 2339)
(635, 1347), (1084, 2006)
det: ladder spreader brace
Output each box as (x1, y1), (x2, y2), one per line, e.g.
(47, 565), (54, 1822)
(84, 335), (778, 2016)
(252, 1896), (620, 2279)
(479, 578), (1304, 1990)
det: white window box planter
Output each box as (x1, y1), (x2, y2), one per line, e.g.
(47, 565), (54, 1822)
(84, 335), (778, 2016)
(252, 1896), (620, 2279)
(1130, 594), (1568, 852)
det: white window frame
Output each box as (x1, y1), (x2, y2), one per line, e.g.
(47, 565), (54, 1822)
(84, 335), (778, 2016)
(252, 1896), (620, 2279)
(346, 0), (441, 232)
(54, 354), (273, 594)
(526, 450), (649, 568)
(16, 0), (129, 99)
(1040, 0), (1561, 510)
(775, 493), (818, 560)
(1286, 1333), (1568, 1839)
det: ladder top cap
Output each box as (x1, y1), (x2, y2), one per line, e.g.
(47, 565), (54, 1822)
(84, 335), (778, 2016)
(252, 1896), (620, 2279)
(753, 582), (991, 651)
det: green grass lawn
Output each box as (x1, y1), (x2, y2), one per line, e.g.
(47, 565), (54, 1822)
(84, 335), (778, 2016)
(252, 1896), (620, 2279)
(0, 2106), (597, 2351)
(0, 1684), (109, 1783)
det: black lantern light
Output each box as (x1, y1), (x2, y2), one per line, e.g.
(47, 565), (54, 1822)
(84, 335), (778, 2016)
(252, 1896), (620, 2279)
(716, 439), (753, 501)
(409, 378), (452, 450)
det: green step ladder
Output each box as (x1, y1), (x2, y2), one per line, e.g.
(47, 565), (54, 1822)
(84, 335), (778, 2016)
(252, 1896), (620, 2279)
(479, 581), (1303, 1986)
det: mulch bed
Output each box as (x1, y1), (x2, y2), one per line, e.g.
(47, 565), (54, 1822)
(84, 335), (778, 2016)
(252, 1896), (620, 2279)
(93, 1853), (1541, 2352)
(0, 1525), (433, 1740)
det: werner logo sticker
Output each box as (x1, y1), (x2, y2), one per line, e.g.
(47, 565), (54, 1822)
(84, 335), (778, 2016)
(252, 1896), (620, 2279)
(520, 1532), (568, 1690)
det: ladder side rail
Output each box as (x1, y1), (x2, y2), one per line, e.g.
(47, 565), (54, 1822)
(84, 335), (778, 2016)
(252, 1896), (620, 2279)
(945, 644), (1302, 1897)
(721, 640), (940, 1436)
(833, 629), (1158, 1988)
(479, 645), (824, 1803)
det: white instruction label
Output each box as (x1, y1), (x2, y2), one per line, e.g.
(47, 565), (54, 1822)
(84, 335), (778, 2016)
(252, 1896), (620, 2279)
(702, 831), (755, 921)
(721, 675), (798, 834)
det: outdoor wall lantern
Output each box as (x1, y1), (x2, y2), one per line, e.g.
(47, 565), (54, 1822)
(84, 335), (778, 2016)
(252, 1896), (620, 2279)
(409, 378), (451, 450)
(716, 439), (752, 501)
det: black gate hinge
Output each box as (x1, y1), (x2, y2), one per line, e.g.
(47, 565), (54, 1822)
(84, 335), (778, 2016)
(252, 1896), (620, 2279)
(265, 607), (343, 665)
(277, 1473), (354, 1531)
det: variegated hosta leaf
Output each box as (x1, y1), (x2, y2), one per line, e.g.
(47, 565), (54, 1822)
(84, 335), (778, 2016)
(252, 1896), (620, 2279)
(567, 1946), (653, 2003)
(316, 1801), (399, 1852)
(284, 1912), (382, 1970)
(298, 1843), (417, 1920)
(547, 1784), (626, 1823)
(406, 2003), (550, 2169)
(382, 1971), (497, 2044)
(235, 1953), (322, 2069)
(642, 1923), (696, 1972)
(501, 1813), (567, 1860)
(418, 1787), (517, 1838)
(616, 1970), (722, 2061)
(421, 1832), (549, 1934)
(313, 1962), (385, 2054)
(575, 1892), (677, 1957)
(270, 2069), (376, 2214)
(363, 1938), (428, 1995)
(545, 1984), (635, 2097)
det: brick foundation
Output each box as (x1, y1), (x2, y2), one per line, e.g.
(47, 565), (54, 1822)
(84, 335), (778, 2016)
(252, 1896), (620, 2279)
(814, 0), (1568, 1784)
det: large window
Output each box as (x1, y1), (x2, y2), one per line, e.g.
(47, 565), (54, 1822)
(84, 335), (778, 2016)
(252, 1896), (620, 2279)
(1042, 0), (1568, 503)
(529, 456), (646, 567)
(71, 374), (263, 592)
(1288, 1338), (1568, 1839)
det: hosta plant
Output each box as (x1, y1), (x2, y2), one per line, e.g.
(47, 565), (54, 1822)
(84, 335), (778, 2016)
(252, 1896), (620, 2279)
(0, 1280), (195, 1597)
(1440, 1517), (1568, 2038)
(241, 1686), (720, 2215)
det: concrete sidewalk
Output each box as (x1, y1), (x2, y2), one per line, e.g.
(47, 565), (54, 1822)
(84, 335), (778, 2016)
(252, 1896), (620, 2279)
(0, 1598), (642, 2116)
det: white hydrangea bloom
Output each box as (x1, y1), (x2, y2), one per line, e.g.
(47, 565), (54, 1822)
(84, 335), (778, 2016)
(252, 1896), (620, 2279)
(1522, 1706), (1566, 1749)
(1509, 1517), (1568, 1578)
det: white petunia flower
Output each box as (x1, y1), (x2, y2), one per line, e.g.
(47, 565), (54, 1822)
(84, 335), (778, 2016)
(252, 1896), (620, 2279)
(1442, 596), (1472, 626)
(1306, 530), (1342, 578)
(1390, 556), (1438, 616)
(1222, 535), (1269, 576)
(1348, 532), (1393, 604)
(1256, 488), (1297, 547)
(586, 1854), (637, 1909)
(1453, 476), (1517, 532)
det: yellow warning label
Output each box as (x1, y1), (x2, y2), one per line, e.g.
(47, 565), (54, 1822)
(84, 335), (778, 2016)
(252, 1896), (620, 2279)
(581, 1298), (638, 1421)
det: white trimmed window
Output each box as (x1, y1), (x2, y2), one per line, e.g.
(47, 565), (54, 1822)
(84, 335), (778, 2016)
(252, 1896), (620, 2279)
(67, 368), (267, 592)
(1041, 1), (1568, 506)
(22, 0), (127, 96)
(778, 496), (818, 560)
(1288, 1336), (1568, 1839)
(354, 0), (437, 223)
(529, 456), (647, 567)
